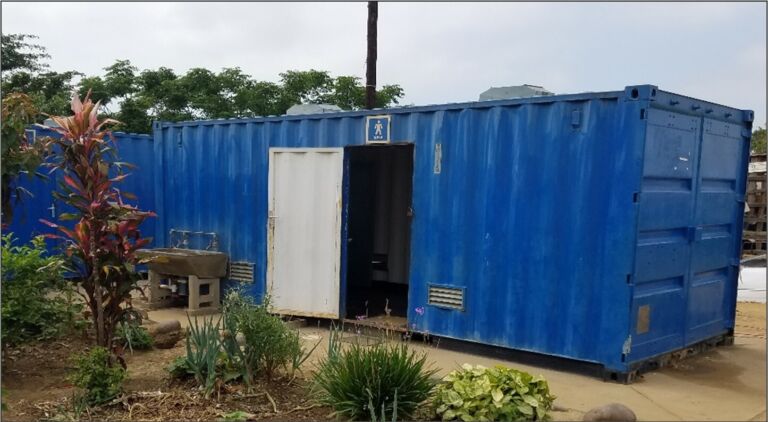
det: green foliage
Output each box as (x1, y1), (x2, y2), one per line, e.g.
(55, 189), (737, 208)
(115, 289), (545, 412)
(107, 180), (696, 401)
(220, 410), (252, 421)
(1, 33), (49, 74)
(1, 92), (51, 222)
(167, 355), (195, 380)
(221, 289), (319, 386)
(70, 347), (126, 406)
(1, 234), (83, 346)
(752, 126), (766, 154)
(313, 340), (437, 420)
(2, 33), (406, 133)
(433, 364), (555, 421)
(115, 322), (153, 352)
(42, 93), (154, 349)
(185, 315), (221, 398)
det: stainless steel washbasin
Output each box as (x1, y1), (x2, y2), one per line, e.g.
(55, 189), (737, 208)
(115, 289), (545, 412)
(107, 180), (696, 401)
(137, 248), (228, 278)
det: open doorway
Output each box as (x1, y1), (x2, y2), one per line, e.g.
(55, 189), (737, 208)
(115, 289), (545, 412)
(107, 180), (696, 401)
(344, 144), (414, 327)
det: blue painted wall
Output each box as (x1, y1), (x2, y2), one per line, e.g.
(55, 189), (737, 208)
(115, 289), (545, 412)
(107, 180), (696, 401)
(9, 85), (749, 373)
(151, 84), (752, 373)
(4, 127), (155, 251)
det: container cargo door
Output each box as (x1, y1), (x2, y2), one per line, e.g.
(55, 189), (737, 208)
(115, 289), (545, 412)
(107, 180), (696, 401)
(685, 119), (747, 344)
(267, 148), (344, 318)
(630, 109), (701, 360)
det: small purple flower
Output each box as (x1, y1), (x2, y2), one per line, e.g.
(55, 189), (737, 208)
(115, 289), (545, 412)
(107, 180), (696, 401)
(356, 314), (367, 320)
(415, 306), (425, 316)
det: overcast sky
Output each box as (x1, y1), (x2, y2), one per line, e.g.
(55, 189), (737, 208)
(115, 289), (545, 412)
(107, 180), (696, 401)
(3, 2), (766, 124)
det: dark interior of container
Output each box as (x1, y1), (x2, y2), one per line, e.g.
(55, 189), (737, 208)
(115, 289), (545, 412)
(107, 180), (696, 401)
(344, 144), (413, 322)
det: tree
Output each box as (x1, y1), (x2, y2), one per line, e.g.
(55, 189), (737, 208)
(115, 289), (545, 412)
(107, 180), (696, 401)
(1, 34), (81, 118)
(752, 126), (766, 154)
(1, 34), (49, 74)
(2, 34), (406, 134)
(1, 93), (50, 225)
(41, 93), (154, 350)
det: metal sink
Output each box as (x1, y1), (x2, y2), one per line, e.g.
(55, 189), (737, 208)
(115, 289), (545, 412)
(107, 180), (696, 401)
(137, 248), (228, 278)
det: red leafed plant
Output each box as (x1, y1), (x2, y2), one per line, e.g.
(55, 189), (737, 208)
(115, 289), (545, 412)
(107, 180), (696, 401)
(41, 92), (155, 349)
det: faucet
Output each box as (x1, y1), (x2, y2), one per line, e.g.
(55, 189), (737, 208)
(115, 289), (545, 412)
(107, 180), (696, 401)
(206, 233), (219, 251)
(169, 229), (191, 249)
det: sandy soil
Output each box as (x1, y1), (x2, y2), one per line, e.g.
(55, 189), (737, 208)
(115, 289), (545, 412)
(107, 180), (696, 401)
(2, 301), (765, 421)
(735, 301), (766, 339)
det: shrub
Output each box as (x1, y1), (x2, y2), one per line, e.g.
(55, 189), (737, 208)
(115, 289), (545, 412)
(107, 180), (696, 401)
(70, 346), (126, 406)
(41, 93), (154, 349)
(221, 290), (318, 386)
(115, 322), (153, 352)
(432, 364), (555, 421)
(313, 340), (437, 420)
(1, 234), (84, 346)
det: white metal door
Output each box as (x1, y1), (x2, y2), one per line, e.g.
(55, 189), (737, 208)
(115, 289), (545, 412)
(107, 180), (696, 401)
(267, 148), (343, 318)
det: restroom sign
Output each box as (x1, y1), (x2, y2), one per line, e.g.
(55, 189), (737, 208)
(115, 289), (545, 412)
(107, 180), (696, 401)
(366, 115), (391, 143)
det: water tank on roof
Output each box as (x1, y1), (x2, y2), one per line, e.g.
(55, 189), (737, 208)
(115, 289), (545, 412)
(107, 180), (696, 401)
(286, 104), (343, 115)
(479, 85), (554, 101)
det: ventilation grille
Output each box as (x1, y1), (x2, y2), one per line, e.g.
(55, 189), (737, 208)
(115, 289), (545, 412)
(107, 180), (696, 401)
(428, 284), (464, 311)
(229, 261), (254, 283)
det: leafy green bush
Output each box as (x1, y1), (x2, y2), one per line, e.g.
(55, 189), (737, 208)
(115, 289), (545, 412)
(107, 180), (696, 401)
(1, 234), (84, 346)
(221, 289), (318, 385)
(115, 322), (153, 352)
(70, 347), (126, 406)
(313, 340), (437, 420)
(433, 364), (555, 421)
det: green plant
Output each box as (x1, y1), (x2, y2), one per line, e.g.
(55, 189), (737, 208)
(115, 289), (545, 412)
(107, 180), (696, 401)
(313, 341), (437, 420)
(167, 355), (194, 380)
(185, 315), (221, 397)
(368, 388), (398, 422)
(219, 410), (253, 421)
(1, 92), (51, 223)
(433, 364), (555, 421)
(41, 93), (154, 349)
(221, 289), (319, 386)
(69, 346), (126, 406)
(115, 321), (153, 352)
(1, 234), (84, 346)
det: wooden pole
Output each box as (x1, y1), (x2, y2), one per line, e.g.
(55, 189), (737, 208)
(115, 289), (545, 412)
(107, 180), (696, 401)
(365, 1), (378, 109)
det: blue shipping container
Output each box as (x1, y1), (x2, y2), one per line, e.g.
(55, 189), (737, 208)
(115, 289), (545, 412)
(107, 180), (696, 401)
(14, 84), (751, 379)
(5, 126), (155, 250)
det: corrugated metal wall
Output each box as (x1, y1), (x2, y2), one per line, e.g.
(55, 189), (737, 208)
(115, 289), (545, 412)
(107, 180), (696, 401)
(153, 89), (646, 371)
(152, 85), (752, 373)
(5, 127), (155, 250)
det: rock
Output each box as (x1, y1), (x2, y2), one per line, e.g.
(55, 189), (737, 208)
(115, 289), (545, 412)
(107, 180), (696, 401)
(152, 331), (184, 349)
(146, 320), (183, 349)
(147, 320), (181, 336)
(583, 403), (637, 422)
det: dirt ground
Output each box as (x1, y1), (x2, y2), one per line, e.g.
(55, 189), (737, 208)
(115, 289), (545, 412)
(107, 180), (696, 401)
(1, 330), (332, 421)
(1, 302), (765, 421)
(735, 302), (766, 339)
